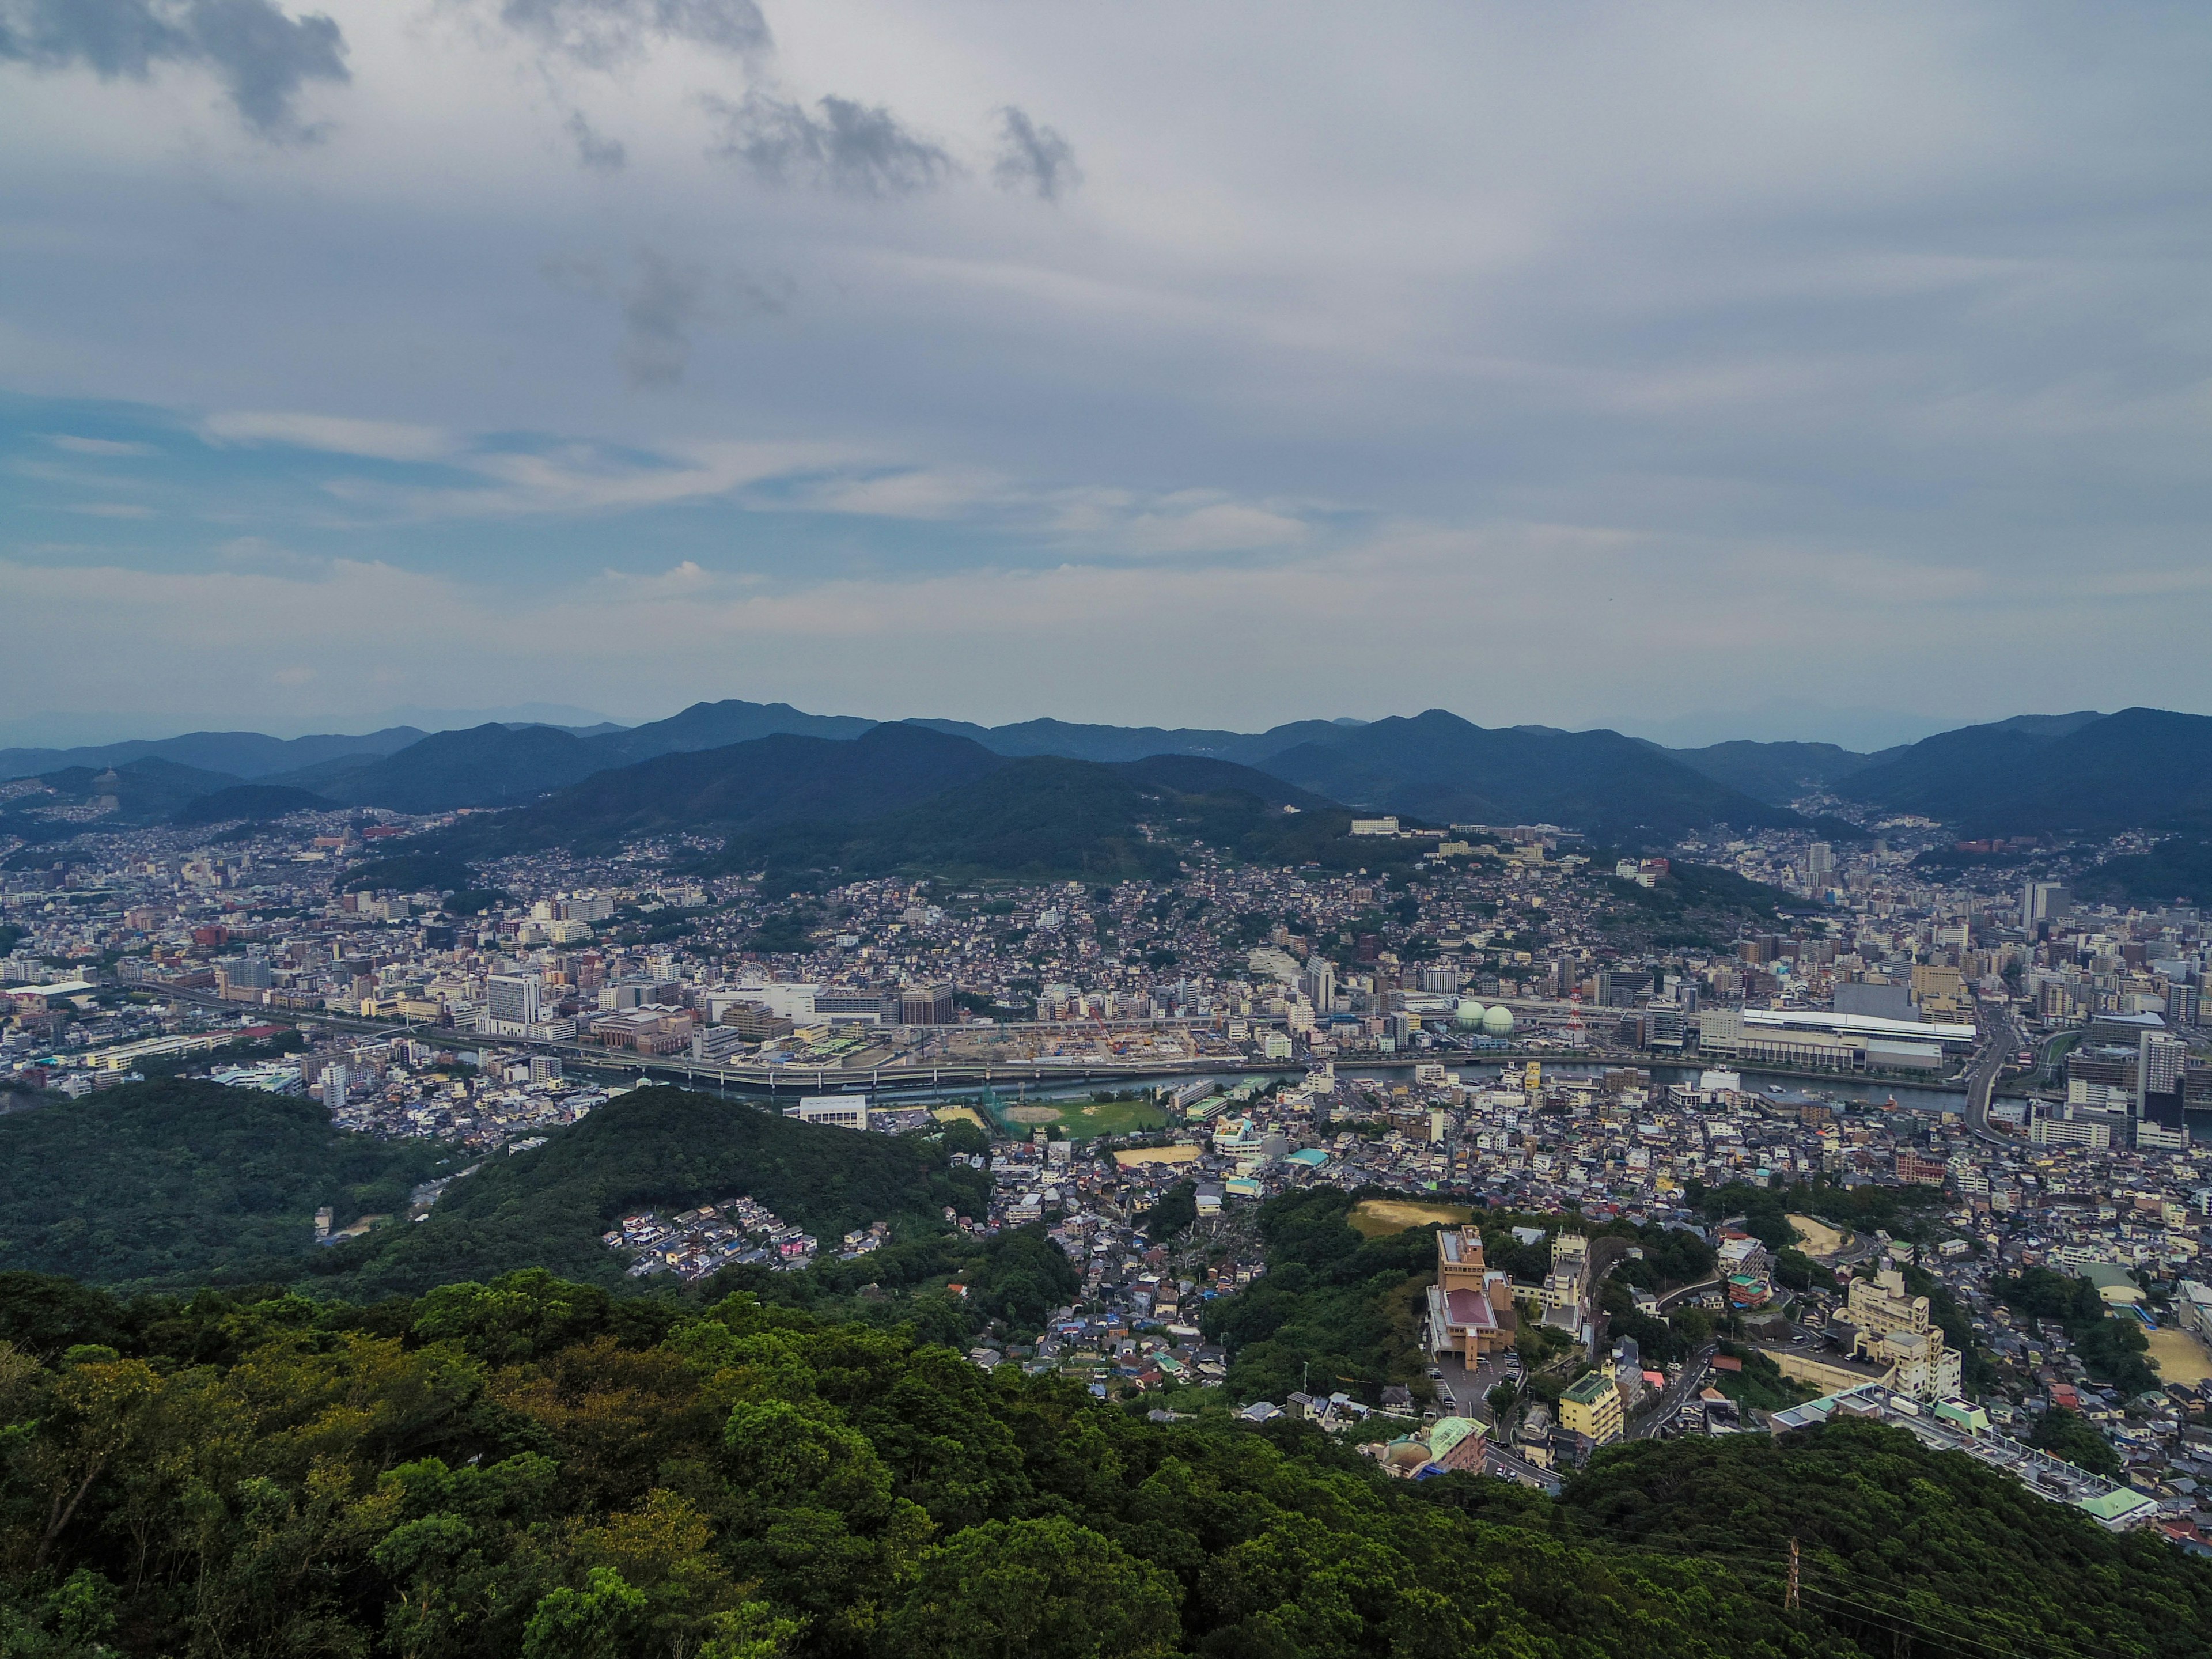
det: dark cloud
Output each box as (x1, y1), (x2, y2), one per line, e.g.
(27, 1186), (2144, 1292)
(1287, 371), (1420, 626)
(707, 90), (956, 198)
(619, 247), (704, 387)
(544, 246), (787, 387)
(564, 108), (625, 169)
(0, 0), (347, 137)
(991, 105), (1078, 201)
(496, 0), (767, 70)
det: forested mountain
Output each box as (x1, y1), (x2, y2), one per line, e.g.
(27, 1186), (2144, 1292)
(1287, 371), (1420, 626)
(29, 698), (2212, 838)
(914, 715), (1357, 764)
(0, 726), (425, 783)
(304, 723), (615, 812)
(1839, 707), (2212, 834)
(2079, 832), (2212, 908)
(584, 698), (877, 765)
(2, 1266), (2203, 1659)
(169, 783), (336, 825)
(24, 757), (244, 824)
(453, 723), (1010, 855)
(1657, 738), (1881, 804)
(0, 1079), (446, 1290)
(423, 725), (1402, 884)
(1252, 710), (1812, 842)
(324, 1086), (990, 1301)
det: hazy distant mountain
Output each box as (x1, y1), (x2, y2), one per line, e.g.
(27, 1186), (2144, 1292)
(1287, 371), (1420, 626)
(312, 725), (609, 813)
(22, 698), (2210, 844)
(431, 724), (1390, 884)
(0, 727), (425, 783)
(26, 757), (244, 823)
(1657, 738), (1885, 805)
(274, 700), (885, 812)
(582, 698), (876, 766)
(913, 716), (1250, 763)
(460, 722), (1008, 853)
(1245, 709), (1811, 843)
(1840, 708), (2212, 835)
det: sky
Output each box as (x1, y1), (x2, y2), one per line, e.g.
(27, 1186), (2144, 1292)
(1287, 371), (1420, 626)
(4, 0), (2211, 751)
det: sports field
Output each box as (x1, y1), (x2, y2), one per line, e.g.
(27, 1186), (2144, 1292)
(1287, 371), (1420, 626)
(983, 1094), (1172, 1139)
(1786, 1214), (1848, 1256)
(1349, 1198), (1474, 1237)
(2147, 1328), (2212, 1385)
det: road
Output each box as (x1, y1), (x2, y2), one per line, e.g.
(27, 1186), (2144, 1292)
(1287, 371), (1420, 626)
(1652, 1275), (1719, 1312)
(1961, 997), (2024, 1146)
(1630, 1342), (1717, 1439)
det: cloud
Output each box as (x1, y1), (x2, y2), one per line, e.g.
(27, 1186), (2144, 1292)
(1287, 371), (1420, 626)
(618, 247), (706, 386)
(544, 245), (789, 384)
(491, 0), (768, 69)
(991, 106), (1078, 201)
(215, 534), (321, 569)
(707, 90), (956, 198)
(48, 434), (155, 456)
(199, 410), (453, 462)
(335, 438), (851, 518)
(65, 502), (154, 518)
(563, 108), (624, 169)
(0, 0), (348, 138)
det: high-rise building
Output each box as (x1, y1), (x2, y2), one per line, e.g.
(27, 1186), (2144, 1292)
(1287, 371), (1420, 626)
(2022, 880), (2072, 929)
(898, 983), (955, 1025)
(2139, 1029), (2186, 1118)
(486, 974), (540, 1028)
(1301, 959), (1336, 1014)
(1807, 842), (1835, 882)
(321, 1063), (348, 1113)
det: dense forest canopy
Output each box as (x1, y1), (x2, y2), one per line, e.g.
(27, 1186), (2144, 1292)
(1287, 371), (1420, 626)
(3, 1269), (2205, 1659)
(0, 1080), (447, 1291)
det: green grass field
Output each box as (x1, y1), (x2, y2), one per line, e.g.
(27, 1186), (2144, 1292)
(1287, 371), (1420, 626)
(986, 1093), (1171, 1139)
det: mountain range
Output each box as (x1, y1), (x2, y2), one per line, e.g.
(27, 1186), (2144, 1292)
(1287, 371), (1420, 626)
(433, 724), (1396, 886)
(278, 701), (1820, 844)
(8, 698), (2211, 859)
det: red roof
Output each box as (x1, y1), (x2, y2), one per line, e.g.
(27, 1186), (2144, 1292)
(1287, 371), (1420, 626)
(1445, 1288), (1497, 1330)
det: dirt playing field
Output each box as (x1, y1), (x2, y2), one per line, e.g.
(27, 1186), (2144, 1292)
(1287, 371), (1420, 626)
(2147, 1328), (2212, 1385)
(1113, 1145), (1205, 1167)
(1003, 1105), (1063, 1123)
(1349, 1198), (1474, 1238)
(1786, 1214), (1848, 1257)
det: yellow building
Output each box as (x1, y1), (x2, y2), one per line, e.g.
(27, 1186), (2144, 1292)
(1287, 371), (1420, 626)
(1560, 1371), (1624, 1445)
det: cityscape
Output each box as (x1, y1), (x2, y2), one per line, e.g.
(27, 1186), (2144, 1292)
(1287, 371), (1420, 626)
(5, 701), (2210, 1560)
(9, 2), (2212, 1653)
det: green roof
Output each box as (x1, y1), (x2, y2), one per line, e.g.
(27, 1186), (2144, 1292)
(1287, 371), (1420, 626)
(2074, 1487), (2156, 1523)
(1563, 1373), (1616, 1404)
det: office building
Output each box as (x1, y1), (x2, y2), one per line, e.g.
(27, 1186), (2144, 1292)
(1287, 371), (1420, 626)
(486, 975), (540, 1028)
(899, 983), (956, 1025)
(2139, 1030), (2186, 1119)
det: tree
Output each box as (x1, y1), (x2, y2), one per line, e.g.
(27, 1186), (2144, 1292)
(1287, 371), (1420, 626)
(1774, 1249), (1821, 1292)
(1670, 1305), (1714, 1348)
(2026, 1407), (2121, 1478)
(882, 1517), (1181, 1659)
(522, 1567), (649, 1659)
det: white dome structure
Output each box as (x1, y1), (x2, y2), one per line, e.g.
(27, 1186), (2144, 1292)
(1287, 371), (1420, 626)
(1453, 999), (1487, 1030)
(1480, 1004), (1516, 1038)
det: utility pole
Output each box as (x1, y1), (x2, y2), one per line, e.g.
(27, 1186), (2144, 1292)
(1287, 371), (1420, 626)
(1784, 1537), (1800, 1614)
